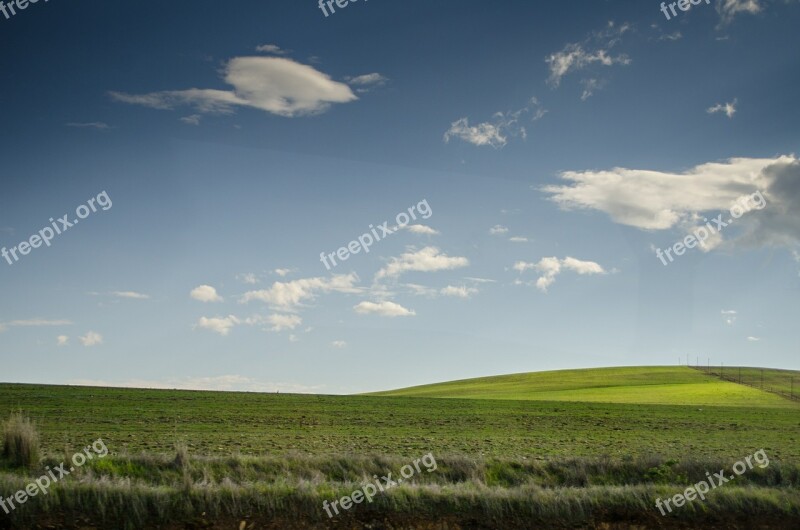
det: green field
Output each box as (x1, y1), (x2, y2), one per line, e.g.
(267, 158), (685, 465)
(370, 365), (800, 407)
(1, 366), (799, 529)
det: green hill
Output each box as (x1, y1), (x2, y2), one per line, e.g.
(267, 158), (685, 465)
(369, 366), (800, 407)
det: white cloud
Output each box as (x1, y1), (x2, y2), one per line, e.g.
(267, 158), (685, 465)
(255, 43), (288, 55)
(546, 22), (630, 88)
(274, 268), (294, 277)
(509, 236), (529, 243)
(57, 335), (69, 346)
(354, 300), (416, 317)
(405, 224), (440, 235)
(241, 273), (360, 310)
(489, 225), (509, 235)
(111, 291), (150, 300)
(542, 155), (800, 249)
(265, 313), (302, 332)
(707, 99), (737, 118)
(747, 336), (761, 342)
(331, 340), (347, 349)
(580, 78), (605, 101)
(237, 273), (258, 284)
(79, 331), (103, 347)
(65, 122), (110, 130)
(514, 257), (606, 292)
(443, 97), (546, 149)
(375, 247), (469, 280)
(345, 73), (388, 92)
(195, 315), (240, 336)
(190, 285), (223, 303)
(440, 285), (478, 299)
(180, 114), (202, 126)
(717, 0), (763, 25)
(110, 57), (357, 118)
(721, 309), (738, 325)
(0, 318), (72, 333)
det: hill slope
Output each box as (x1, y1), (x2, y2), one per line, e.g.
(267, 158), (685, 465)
(370, 366), (799, 407)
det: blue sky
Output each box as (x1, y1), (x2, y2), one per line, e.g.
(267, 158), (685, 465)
(1, 0), (798, 394)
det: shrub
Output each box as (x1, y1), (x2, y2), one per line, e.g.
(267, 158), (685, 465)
(2, 412), (41, 468)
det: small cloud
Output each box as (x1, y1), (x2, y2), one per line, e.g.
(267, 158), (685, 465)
(375, 247), (468, 280)
(746, 336), (761, 342)
(65, 122), (111, 130)
(180, 114), (202, 126)
(111, 291), (150, 300)
(255, 43), (288, 55)
(405, 225), (440, 235)
(580, 78), (605, 101)
(79, 331), (103, 347)
(444, 97), (546, 149)
(509, 236), (529, 243)
(721, 309), (737, 325)
(289, 334), (299, 342)
(195, 315), (240, 336)
(707, 99), (737, 118)
(0, 318), (73, 333)
(546, 22), (631, 89)
(190, 285), (223, 302)
(265, 313), (302, 332)
(331, 340), (347, 349)
(57, 335), (69, 346)
(346, 73), (388, 92)
(354, 301), (416, 317)
(440, 285), (478, 299)
(514, 256), (606, 292)
(274, 268), (294, 277)
(489, 225), (509, 235)
(237, 273), (258, 284)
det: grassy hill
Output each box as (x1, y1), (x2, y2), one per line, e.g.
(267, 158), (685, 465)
(369, 366), (800, 407)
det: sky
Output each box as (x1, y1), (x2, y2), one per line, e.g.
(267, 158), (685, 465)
(0, 0), (798, 394)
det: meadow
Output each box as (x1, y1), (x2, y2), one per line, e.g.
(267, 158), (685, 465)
(1, 366), (799, 528)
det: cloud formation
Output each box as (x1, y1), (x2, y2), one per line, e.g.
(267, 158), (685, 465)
(190, 285), (223, 303)
(546, 22), (630, 88)
(444, 97), (546, 148)
(542, 155), (800, 249)
(241, 273), (360, 310)
(110, 57), (358, 118)
(514, 257), (606, 292)
(354, 300), (416, 317)
(375, 247), (469, 280)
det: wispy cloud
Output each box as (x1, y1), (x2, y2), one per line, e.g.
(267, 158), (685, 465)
(444, 97), (546, 148)
(354, 300), (416, 317)
(546, 21), (630, 89)
(65, 122), (111, 130)
(0, 319), (72, 333)
(707, 99), (737, 118)
(255, 43), (288, 55)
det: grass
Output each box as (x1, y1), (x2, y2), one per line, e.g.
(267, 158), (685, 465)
(697, 366), (800, 400)
(0, 366), (799, 528)
(1, 412), (40, 469)
(369, 366), (799, 407)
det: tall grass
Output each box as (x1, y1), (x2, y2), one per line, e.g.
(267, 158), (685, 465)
(1, 412), (40, 469)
